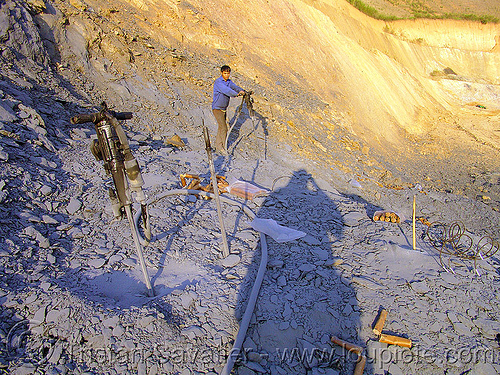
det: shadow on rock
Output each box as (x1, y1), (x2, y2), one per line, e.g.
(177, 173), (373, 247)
(231, 169), (373, 374)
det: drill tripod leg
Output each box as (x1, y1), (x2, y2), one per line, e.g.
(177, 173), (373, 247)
(203, 125), (230, 258)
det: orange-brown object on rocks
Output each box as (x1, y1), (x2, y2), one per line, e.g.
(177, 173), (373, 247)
(372, 309), (388, 336)
(180, 173), (229, 194)
(379, 333), (412, 348)
(371, 309), (412, 348)
(330, 335), (363, 354)
(180, 173), (200, 188)
(354, 355), (367, 375)
(165, 134), (186, 148)
(373, 211), (401, 223)
(417, 217), (432, 226)
(330, 336), (365, 375)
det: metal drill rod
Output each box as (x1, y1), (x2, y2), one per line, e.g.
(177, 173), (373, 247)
(125, 204), (154, 297)
(141, 204), (151, 244)
(203, 123), (230, 258)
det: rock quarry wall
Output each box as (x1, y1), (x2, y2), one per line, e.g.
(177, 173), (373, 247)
(51, 0), (500, 158)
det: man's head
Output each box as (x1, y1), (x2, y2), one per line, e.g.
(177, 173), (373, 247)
(221, 65), (231, 81)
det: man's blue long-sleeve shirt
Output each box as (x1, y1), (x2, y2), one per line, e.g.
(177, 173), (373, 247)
(212, 76), (243, 110)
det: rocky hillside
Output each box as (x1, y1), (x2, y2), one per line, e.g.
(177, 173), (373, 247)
(23, 0), (500, 206)
(0, 0), (499, 375)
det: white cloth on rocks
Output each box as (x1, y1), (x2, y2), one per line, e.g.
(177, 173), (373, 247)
(250, 218), (306, 243)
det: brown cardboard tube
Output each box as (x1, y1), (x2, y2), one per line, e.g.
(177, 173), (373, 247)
(372, 309), (388, 336)
(379, 333), (412, 348)
(354, 355), (366, 375)
(330, 336), (363, 354)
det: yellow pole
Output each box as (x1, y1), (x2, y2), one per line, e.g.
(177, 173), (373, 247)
(412, 195), (416, 250)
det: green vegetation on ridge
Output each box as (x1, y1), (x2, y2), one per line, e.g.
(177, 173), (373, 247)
(345, 0), (499, 23)
(345, 0), (400, 21)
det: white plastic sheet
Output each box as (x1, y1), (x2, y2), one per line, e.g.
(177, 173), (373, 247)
(250, 218), (306, 243)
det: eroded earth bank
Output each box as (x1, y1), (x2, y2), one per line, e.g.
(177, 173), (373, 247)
(0, 0), (499, 375)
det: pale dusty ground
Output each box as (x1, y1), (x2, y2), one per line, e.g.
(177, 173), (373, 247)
(1, 1), (499, 374)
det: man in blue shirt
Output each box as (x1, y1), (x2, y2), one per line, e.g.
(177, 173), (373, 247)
(212, 65), (245, 155)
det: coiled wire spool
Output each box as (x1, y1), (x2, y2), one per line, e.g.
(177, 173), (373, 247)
(425, 221), (499, 274)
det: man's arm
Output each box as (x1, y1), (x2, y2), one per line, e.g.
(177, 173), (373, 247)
(215, 79), (240, 97)
(229, 80), (245, 95)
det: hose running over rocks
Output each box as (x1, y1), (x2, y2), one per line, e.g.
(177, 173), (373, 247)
(134, 188), (268, 375)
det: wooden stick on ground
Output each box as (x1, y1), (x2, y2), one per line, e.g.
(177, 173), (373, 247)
(330, 335), (363, 354)
(203, 124), (230, 258)
(379, 333), (412, 348)
(354, 355), (367, 375)
(372, 308), (388, 336)
(413, 195), (416, 250)
(330, 336), (365, 375)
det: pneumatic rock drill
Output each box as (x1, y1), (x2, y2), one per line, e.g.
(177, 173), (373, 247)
(71, 102), (153, 296)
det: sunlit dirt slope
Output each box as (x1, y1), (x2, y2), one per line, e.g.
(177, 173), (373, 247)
(61, 0), (500, 200)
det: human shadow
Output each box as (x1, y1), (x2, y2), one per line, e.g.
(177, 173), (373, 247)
(227, 95), (250, 139)
(226, 99), (268, 160)
(231, 169), (372, 374)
